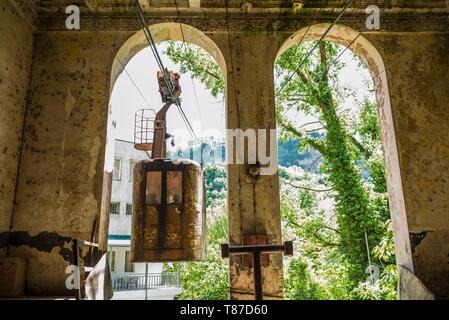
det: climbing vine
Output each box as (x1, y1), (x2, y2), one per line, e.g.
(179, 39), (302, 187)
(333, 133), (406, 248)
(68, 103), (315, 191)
(164, 40), (397, 299)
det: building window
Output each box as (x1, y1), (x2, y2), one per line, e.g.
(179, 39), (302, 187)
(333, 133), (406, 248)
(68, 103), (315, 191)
(110, 202), (120, 215)
(125, 250), (134, 273)
(126, 203), (132, 215)
(167, 171), (183, 205)
(113, 159), (121, 180)
(110, 250), (116, 272)
(129, 161), (137, 182)
(146, 171), (162, 205)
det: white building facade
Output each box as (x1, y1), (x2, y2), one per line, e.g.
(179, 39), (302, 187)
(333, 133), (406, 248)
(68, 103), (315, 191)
(108, 139), (182, 300)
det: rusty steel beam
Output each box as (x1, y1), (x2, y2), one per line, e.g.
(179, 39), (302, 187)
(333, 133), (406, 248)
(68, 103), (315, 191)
(221, 241), (293, 300)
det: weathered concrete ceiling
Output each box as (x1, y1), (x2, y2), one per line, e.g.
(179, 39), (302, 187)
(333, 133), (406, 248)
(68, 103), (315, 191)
(12, 0), (449, 32)
(27, 0), (449, 13)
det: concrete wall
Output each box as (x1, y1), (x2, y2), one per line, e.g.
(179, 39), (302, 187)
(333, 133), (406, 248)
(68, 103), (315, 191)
(367, 32), (449, 299)
(7, 31), (128, 295)
(0, 1), (34, 257)
(211, 33), (285, 299)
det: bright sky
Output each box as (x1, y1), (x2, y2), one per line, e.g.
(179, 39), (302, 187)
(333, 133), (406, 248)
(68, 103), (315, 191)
(280, 48), (374, 129)
(105, 41), (373, 171)
(109, 42), (225, 145)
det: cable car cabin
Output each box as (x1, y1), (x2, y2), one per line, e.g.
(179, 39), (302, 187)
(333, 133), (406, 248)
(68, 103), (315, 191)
(131, 70), (205, 262)
(131, 158), (206, 262)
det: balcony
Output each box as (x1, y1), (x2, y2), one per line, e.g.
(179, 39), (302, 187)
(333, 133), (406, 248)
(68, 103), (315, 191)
(112, 272), (180, 292)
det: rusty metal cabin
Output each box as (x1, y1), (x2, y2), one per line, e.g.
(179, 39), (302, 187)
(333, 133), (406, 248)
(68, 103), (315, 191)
(131, 159), (206, 262)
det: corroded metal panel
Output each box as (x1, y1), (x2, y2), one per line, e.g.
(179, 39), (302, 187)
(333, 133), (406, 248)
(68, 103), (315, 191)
(131, 159), (206, 262)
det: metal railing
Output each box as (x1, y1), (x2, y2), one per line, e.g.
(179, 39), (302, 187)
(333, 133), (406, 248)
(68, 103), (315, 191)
(112, 272), (180, 291)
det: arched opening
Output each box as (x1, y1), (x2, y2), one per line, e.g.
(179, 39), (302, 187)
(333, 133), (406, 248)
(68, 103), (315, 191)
(110, 23), (226, 95)
(275, 24), (411, 299)
(99, 23), (228, 299)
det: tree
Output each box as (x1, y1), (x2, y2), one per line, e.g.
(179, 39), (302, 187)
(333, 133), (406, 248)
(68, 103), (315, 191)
(276, 41), (395, 296)
(164, 40), (396, 299)
(204, 165), (227, 208)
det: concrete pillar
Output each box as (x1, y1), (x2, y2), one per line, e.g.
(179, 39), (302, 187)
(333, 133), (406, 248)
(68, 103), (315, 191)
(368, 32), (449, 299)
(216, 33), (285, 299)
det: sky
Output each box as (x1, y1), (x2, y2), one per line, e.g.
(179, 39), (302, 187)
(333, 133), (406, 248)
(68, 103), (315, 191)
(105, 43), (226, 170)
(105, 41), (373, 171)
(109, 43), (226, 144)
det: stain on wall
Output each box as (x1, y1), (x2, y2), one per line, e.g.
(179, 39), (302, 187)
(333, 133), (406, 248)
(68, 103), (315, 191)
(410, 231), (428, 254)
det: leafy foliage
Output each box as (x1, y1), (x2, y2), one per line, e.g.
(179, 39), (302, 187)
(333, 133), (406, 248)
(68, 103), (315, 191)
(275, 41), (396, 297)
(284, 257), (329, 300)
(168, 202), (229, 300)
(164, 42), (225, 98)
(204, 165), (227, 208)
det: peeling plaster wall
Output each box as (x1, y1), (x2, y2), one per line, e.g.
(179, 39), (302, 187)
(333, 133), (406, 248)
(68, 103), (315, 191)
(367, 32), (449, 298)
(0, 1), (34, 256)
(9, 31), (130, 295)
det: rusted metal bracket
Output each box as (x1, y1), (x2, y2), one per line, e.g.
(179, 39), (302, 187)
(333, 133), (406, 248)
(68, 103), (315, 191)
(72, 239), (102, 300)
(221, 241), (293, 300)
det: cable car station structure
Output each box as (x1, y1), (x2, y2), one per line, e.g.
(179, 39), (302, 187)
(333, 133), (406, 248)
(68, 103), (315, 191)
(0, 0), (448, 300)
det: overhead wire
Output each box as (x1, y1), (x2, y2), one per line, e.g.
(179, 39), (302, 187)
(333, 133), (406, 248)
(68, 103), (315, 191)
(275, 25), (311, 88)
(314, 0), (397, 79)
(276, 0), (354, 96)
(132, 0), (200, 144)
(174, 0), (204, 141)
(279, 0), (398, 101)
(112, 53), (154, 111)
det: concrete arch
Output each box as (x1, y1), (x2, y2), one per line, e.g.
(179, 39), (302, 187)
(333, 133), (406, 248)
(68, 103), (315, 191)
(110, 22), (226, 95)
(276, 24), (413, 272)
(99, 23), (227, 250)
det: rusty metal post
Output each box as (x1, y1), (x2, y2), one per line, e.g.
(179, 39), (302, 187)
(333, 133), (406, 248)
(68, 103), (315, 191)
(253, 252), (263, 300)
(221, 241), (293, 300)
(72, 239), (81, 300)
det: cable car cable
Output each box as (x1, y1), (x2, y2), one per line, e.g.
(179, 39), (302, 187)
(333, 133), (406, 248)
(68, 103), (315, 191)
(322, 33), (362, 77)
(174, 0), (208, 167)
(278, 0), (396, 95)
(276, 0), (354, 96)
(275, 25), (311, 88)
(113, 54), (154, 110)
(132, 0), (200, 145)
(175, 1), (204, 144)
